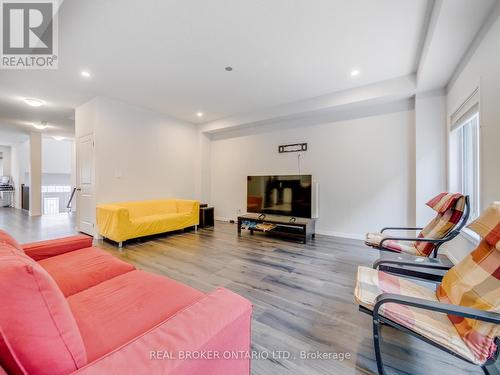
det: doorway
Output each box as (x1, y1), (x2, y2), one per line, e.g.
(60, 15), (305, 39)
(41, 137), (76, 215)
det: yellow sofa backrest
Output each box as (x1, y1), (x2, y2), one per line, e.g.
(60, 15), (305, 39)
(119, 200), (177, 218)
(112, 199), (197, 219)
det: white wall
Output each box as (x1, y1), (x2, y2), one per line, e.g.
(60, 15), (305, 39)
(10, 140), (30, 209)
(445, 10), (500, 261)
(195, 132), (212, 204)
(42, 138), (73, 174)
(447, 13), (500, 212)
(94, 97), (198, 204)
(0, 146), (12, 177)
(210, 110), (416, 238)
(414, 90), (447, 225)
(29, 133), (42, 216)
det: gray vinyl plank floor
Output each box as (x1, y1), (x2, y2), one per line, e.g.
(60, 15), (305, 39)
(0, 207), (482, 375)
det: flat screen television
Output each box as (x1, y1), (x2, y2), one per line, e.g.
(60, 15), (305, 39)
(247, 175), (312, 218)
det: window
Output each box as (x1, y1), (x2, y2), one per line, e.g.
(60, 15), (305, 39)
(449, 111), (480, 220)
(42, 185), (72, 193)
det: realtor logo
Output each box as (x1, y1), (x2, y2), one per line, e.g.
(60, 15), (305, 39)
(1, 0), (58, 69)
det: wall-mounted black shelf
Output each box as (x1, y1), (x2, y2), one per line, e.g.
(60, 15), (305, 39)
(278, 143), (307, 153)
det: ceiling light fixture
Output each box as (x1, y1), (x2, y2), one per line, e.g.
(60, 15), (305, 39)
(53, 136), (65, 141)
(23, 98), (45, 107)
(196, 112), (203, 117)
(33, 121), (48, 130)
(225, 66), (233, 71)
(81, 71), (91, 78)
(351, 69), (360, 77)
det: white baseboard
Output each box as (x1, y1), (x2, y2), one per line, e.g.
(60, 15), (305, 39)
(215, 216), (234, 222)
(315, 229), (364, 240)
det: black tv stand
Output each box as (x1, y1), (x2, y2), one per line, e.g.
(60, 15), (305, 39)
(237, 213), (316, 244)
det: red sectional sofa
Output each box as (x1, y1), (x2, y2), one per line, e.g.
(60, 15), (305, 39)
(0, 230), (252, 375)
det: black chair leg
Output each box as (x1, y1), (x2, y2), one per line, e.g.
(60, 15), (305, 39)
(373, 318), (386, 375)
(482, 362), (500, 375)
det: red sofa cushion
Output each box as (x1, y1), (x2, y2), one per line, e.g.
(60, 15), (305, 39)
(22, 234), (93, 261)
(38, 247), (136, 297)
(0, 230), (22, 254)
(68, 270), (205, 362)
(0, 243), (87, 375)
(73, 288), (253, 375)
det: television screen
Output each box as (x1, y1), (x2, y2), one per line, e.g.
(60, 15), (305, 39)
(247, 175), (312, 218)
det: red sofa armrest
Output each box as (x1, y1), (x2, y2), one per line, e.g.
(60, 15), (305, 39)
(22, 235), (93, 261)
(72, 288), (252, 375)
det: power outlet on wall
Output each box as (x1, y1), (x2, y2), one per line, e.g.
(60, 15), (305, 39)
(236, 208), (242, 215)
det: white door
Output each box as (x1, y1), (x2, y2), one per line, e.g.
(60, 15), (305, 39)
(77, 134), (95, 236)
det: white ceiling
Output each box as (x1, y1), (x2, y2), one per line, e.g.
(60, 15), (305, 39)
(417, 0), (498, 90)
(0, 0), (497, 139)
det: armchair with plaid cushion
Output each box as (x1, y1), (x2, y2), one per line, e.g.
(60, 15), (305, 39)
(355, 202), (500, 375)
(365, 192), (469, 258)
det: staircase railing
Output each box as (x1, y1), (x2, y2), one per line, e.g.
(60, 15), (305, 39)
(66, 187), (77, 209)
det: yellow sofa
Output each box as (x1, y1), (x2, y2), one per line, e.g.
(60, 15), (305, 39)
(96, 199), (199, 246)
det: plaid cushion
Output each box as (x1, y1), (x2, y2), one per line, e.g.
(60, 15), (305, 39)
(365, 193), (466, 257)
(415, 194), (465, 256)
(354, 266), (479, 363)
(437, 203), (500, 364)
(468, 202), (500, 250)
(427, 192), (464, 214)
(365, 233), (418, 255)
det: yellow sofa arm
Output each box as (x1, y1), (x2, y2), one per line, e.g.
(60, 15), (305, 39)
(96, 204), (131, 243)
(177, 200), (199, 213)
(192, 201), (200, 224)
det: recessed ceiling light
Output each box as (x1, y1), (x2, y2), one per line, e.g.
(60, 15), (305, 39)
(53, 136), (65, 141)
(23, 98), (44, 107)
(225, 66), (233, 71)
(81, 71), (91, 78)
(196, 112), (204, 117)
(351, 69), (360, 77)
(33, 121), (48, 130)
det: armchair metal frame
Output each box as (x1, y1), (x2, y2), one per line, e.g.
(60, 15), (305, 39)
(373, 253), (454, 282)
(359, 292), (500, 375)
(375, 195), (470, 258)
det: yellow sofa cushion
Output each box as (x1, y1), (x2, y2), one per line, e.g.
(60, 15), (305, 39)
(130, 213), (194, 237)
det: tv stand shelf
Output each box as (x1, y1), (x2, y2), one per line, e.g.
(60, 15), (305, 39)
(237, 213), (316, 244)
